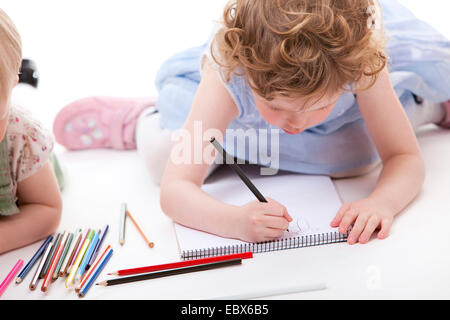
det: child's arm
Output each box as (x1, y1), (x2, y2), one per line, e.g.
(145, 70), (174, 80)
(0, 162), (62, 254)
(331, 68), (425, 244)
(160, 63), (292, 243)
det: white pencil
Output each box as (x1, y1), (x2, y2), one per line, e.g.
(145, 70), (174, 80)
(212, 282), (327, 300)
(119, 203), (127, 245)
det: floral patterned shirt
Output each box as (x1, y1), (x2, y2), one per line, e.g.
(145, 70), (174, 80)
(6, 105), (54, 198)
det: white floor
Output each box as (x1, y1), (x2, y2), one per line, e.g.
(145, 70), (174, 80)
(0, 1), (449, 300)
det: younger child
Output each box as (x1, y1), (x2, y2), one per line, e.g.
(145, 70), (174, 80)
(53, 0), (450, 245)
(0, 9), (62, 254)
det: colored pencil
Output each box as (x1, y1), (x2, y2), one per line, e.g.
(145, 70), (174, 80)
(126, 210), (154, 248)
(79, 248), (113, 298)
(61, 228), (82, 276)
(76, 245), (111, 292)
(210, 137), (289, 231)
(0, 259), (23, 297)
(76, 231), (99, 283)
(66, 230), (94, 288)
(119, 203), (127, 245)
(41, 232), (69, 292)
(39, 233), (61, 279)
(29, 242), (53, 290)
(210, 137), (267, 202)
(86, 225), (108, 270)
(67, 229), (89, 275)
(15, 235), (53, 284)
(108, 252), (253, 276)
(96, 258), (242, 287)
(53, 232), (73, 280)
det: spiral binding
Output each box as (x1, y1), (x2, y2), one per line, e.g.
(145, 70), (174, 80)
(181, 231), (349, 260)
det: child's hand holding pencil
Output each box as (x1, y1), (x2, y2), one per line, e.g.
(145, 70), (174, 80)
(209, 137), (292, 243)
(234, 198), (292, 243)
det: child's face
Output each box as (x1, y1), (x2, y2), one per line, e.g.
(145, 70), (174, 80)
(254, 91), (340, 135)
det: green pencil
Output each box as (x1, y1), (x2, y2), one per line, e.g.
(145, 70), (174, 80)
(53, 232), (74, 280)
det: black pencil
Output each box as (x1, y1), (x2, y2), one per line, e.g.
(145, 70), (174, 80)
(96, 258), (242, 287)
(39, 233), (61, 279)
(209, 137), (267, 202)
(210, 137), (290, 232)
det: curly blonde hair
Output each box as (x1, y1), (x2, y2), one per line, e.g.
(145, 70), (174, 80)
(211, 0), (387, 101)
(0, 9), (22, 100)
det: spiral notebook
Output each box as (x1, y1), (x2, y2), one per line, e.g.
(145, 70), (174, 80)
(174, 167), (348, 259)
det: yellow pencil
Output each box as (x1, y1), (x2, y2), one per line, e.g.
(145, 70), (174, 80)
(65, 230), (95, 288)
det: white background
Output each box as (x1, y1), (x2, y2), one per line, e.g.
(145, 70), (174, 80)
(0, 1), (449, 300)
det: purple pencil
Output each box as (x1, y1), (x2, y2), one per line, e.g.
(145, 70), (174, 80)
(86, 224), (109, 271)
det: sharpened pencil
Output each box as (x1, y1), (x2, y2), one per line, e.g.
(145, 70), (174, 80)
(78, 248), (113, 298)
(76, 245), (111, 292)
(39, 233), (61, 279)
(86, 225), (108, 271)
(67, 229), (89, 275)
(66, 230), (94, 288)
(126, 210), (154, 248)
(96, 258), (242, 287)
(53, 232), (73, 280)
(119, 203), (127, 245)
(210, 137), (289, 232)
(29, 242), (53, 291)
(61, 229), (82, 276)
(16, 235), (53, 284)
(0, 259), (23, 297)
(42, 232), (69, 292)
(108, 252), (253, 276)
(76, 231), (99, 283)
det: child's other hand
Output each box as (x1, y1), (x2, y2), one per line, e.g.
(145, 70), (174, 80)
(330, 197), (394, 245)
(236, 198), (293, 243)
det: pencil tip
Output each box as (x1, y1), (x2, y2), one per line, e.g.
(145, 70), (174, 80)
(148, 242), (154, 248)
(15, 277), (22, 284)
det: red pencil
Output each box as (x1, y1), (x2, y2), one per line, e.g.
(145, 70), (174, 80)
(41, 232), (68, 292)
(108, 252), (253, 276)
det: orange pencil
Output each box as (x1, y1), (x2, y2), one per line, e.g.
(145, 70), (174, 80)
(75, 244), (111, 292)
(126, 210), (154, 248)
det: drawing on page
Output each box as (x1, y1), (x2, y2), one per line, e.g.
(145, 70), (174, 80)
(286, 217), (319, 236)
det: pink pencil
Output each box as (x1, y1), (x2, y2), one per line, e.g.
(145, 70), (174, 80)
(0, 259), (24, 297)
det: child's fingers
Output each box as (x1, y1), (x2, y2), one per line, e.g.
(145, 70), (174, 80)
(338, 208), (358, 234)
(330, 203), (350, 227)
(264, 198), (292, 221)
(377, 217), (392, 239)
(263, 215), (290, 231)
(263, 227), (285, 240)
(358, 216), (380, 244)
(347, 213), (370, 244)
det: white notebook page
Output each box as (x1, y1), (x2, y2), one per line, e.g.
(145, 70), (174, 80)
(174, 169), (343, 256)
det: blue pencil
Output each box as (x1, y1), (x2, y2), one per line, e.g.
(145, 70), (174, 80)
(86, 224), (109, 270)
(76, 232), (99, 283)
(78, 248), (113, 298)
(15, 235), (53, 284)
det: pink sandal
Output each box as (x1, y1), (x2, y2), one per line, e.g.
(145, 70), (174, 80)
(53, 96), (156, 150)
(438, 101), (450, 129)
